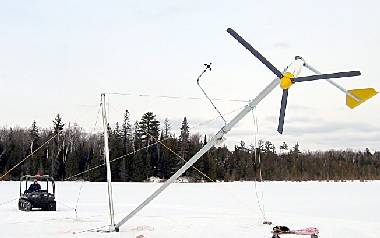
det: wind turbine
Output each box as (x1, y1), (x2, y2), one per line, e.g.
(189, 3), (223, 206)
(226, 28), (368, 134)
(108, 28), (376, 231)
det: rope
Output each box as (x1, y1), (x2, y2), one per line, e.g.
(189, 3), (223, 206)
(56, 200), (76, 210)
(65, 125), (214, 183)
(0, 197), (18, 206)
(53, 182), (85, 220)
(106, 90), (247, 137)
(64, 138), (169, 181)
(64, 101), (243, 181)
(71, 94), (254, 233)
(73, 225), (109, 234)
(158, 140), (215, 182)
(137, 125), (215, 182)
(0, 133), (58, 180)
(89, 102), (102, 134)
(252, 108), (263, 182)
(65, 95), (248, 182)
(74, 182), (84, 219)
(250, 108), (269, 223)
(105, 92), (248, 103)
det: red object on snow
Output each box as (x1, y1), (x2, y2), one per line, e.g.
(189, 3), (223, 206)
(292, 227), (319, 235)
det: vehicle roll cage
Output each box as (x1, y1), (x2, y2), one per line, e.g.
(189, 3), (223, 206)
(20, 175), (55, 195)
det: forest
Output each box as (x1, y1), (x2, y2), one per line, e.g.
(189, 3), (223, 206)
(0, 111), (379, 182)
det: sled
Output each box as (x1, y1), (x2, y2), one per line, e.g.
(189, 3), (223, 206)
(271, 226), (319, 238)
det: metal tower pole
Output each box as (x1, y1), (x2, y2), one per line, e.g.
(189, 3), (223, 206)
(101, 93), (116, 231)
(115, 77), (281, 230)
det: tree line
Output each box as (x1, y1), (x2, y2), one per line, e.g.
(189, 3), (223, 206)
(0, 112), (379, 182)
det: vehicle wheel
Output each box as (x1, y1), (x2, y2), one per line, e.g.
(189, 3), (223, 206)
(18, 200), (24, 211)
(23, 200), (32, 211)
(48, 202), (56, 211)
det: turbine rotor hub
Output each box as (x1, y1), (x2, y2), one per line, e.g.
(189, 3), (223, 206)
(280, 72), (294, 89)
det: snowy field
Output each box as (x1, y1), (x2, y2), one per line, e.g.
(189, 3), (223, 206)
(0, 181), (379, 238)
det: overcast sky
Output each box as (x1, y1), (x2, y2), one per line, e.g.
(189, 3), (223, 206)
(1, 0), (379, 152)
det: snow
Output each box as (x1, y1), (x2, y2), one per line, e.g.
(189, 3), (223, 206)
(0, 181), (379, 238)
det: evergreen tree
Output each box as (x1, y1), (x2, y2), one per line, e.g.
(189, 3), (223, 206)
(129, 122), (145, 181)
(4, 128), (27, 179)
(291, 142), (301, 157)
(114, 122), (121, 138)
(279, 141), (288, 154)
(1, 112), (380, 182)
(122, 110), (132, 151)
(120, 110), (133, 181)
(179, 117), (190, 160)
(264, 141), (275, 154)
(0, 136), (5, 174)
(109, 122), (123, 181)
(201, 135), (217, 181)
(156, 119), (182, 179)
(30, 121), (39, 151)
(136, 112), (160, 179)
(51, 114), (66, 180)
(137, 112), (160, 146)
(53, 114), (65, 135)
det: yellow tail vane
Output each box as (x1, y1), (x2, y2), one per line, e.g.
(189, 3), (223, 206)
(346, 88), (378, 109)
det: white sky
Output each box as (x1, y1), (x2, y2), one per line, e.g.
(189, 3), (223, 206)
(1, 0), (379, 151)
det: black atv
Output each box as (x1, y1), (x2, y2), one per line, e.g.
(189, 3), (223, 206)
(18, 175), (56, 211)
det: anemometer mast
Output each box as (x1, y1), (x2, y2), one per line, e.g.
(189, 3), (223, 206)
(101, 93), (117, 232)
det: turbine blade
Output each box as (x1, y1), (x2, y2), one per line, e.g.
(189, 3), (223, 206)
(277, 89), (289, 134)
(293, 71), (361, 82)
(227, 28), (283, 78)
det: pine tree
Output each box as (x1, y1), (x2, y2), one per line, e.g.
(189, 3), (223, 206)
(264, 141), (275, 154)
(114, 122), (121, 138)
(129, 122), (144, 181)
(137, 112), (160, 179)
(53, 114), (65, 135)
(0, 136), (5, 175)
(179, 117), (190, 161)
(156, 119), (180, 179)
(109, 122), (123, 181)
(5, 128), (27, 179)
(120, 110), (132, 181)
(279, 141), (288, 154)
(30, 121), (39, 151)
(137, 112), (160, 146)
(291, 142), (301, 157)
(200, 135), (217, 181)
(122, 110), (132, 152)
(51, 114), (66, 180)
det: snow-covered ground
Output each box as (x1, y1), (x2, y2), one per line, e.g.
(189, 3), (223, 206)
(0, 181), (379, 238)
